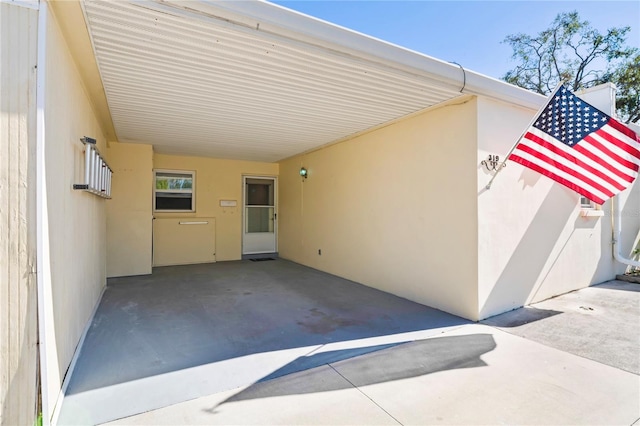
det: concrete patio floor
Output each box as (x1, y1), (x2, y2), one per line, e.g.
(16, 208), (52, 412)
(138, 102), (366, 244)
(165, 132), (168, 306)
(56, 260), (640, 426)
(56, 259), (469, 425)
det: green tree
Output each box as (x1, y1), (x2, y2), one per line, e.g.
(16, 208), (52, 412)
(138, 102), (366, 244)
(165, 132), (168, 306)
(612, 54), (640, 123)
(502, 11), (638, 123)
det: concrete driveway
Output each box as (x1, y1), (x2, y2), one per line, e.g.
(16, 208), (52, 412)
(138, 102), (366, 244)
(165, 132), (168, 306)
(56, 260), (640, 425)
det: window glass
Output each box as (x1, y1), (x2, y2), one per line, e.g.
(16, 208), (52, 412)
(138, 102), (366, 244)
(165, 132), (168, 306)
(246, 179), (274, 206)
(156, 172), (193, 190)
(154, 170), (194, 211)
(246, 207), (274, 233)
(580, 196), (594, 209)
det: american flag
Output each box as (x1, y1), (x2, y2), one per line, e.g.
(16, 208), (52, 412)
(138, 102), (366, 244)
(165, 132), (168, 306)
(509, 85), (640, 204)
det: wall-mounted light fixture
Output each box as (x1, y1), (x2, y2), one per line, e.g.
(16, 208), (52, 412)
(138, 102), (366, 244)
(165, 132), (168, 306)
(299, 167), (308, 179)
(481, 155), (506, 172)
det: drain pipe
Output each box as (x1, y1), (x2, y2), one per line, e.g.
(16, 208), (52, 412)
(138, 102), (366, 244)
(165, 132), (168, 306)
(612, 194), (640, 268)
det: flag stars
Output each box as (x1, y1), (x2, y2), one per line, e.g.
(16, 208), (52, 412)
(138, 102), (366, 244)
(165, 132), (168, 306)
(532, 85), (609, 146)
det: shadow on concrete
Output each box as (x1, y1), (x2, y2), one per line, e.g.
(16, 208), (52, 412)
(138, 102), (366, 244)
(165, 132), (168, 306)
(258, 343), (402, 382)
(481, 307), (562, 328)
(65, 260), (469, 396)
(215, 334), (496, 406)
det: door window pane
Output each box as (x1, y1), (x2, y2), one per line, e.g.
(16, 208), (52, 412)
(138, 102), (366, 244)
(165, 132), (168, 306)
(246, 207), (274, 233)
(246, 179), (274, 206)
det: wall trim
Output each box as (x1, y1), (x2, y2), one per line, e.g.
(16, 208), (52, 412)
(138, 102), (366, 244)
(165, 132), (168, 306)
(35, 3), (55, 424)
(50, 286), (107, 426)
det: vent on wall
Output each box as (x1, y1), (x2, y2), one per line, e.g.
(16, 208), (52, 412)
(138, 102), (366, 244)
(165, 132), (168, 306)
(74, 136), (112, 199)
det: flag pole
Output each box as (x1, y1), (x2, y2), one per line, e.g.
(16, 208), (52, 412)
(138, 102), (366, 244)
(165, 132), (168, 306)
(484, 82), (566, 190)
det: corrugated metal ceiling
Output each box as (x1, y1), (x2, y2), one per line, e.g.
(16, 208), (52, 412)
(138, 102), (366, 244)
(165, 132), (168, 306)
(82, 0), (464, 162)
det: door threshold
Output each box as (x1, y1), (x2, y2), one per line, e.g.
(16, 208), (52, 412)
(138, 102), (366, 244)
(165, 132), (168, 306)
(242, 252), (279, 260)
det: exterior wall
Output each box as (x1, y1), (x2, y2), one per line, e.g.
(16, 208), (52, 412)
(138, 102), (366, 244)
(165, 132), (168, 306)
(0, 4), (39, 425)
(44, 6), (108, 413)
(620, 125), (640, 270)
(152, 153), (279, 262)
(152, 217), (216, 266)
(476, 93), (640, 320)
(278, 97), (479, 320)
(106, 142), (153, 277)
(618, 170), (640, 272)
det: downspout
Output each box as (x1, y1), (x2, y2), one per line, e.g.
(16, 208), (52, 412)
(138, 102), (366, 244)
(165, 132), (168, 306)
(603, 82), (640, 270)
(612, 195), (640, 268)
(35, 1), (53, 425)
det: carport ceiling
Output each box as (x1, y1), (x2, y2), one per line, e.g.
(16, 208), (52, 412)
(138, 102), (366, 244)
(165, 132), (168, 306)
(81, 1), (466, 162)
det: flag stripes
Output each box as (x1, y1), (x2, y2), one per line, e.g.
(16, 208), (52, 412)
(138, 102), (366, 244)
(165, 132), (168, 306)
(609, 117), (640, 141)
(585, 130), (639, 171)
(574, 137), (635, 183)
(524, 129), (629, 189)
(597, 124), (640, 159)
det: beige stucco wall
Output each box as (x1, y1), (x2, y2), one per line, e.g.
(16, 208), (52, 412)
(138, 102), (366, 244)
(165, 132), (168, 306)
(44, 6), (108, 411)
(106, 142), (153, 277)
(151, 153), (278, 262)
(476, 94), (640, 319)
(0, 4), (39, 425)
(153, 217), (216, 266)
(278, 97), (479, 320)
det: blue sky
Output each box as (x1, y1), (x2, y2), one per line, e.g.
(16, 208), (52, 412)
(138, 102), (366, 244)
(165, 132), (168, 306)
(271, 1), (640, 80)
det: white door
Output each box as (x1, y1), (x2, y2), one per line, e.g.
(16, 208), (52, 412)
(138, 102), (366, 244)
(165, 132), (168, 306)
(242, 176), (277, 254)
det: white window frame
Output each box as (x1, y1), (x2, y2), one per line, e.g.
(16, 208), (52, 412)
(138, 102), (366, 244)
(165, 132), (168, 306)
(579, 195), (604, 217)
(580, 196), (595, 209)
(153, 169), (196, 212)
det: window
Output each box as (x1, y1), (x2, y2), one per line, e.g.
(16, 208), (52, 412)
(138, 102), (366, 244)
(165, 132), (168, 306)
(154, 170), (195, 211)
(580, 196), (594, 209)
(579, 195), (604, 217)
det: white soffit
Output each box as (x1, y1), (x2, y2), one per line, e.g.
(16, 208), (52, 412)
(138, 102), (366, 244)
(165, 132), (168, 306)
(81, 0), (542, 162)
